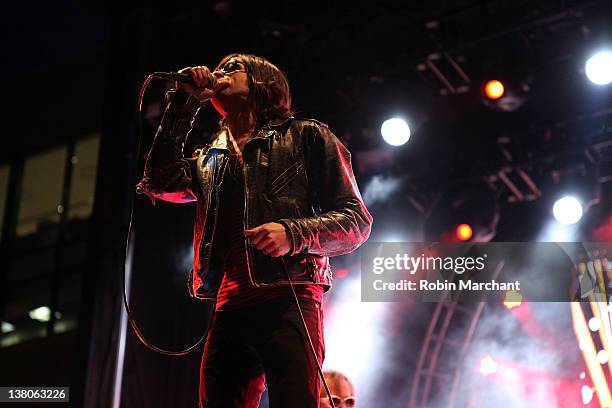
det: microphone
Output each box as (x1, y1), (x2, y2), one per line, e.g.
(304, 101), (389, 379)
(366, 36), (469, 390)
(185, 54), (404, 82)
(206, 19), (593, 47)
(152, 71), (217, 88)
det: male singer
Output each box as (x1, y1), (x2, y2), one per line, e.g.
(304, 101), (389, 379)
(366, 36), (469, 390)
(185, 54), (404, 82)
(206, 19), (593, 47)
(136, 53), (372, 407)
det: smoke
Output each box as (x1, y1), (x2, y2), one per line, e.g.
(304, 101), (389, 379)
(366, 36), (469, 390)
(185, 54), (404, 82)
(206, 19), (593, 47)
(322, 272), (389, 404)
(537, 221), (580, 242)
(441, 302), (581, 408)
(321, 258), (425, 408)
(168, 245), (194, 286)
(362, 175), (402, 206)
(323, 282), (580, 408)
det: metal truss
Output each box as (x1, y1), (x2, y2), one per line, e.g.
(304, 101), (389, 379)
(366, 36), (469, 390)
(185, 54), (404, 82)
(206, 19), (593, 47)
(408, 261), (504, 408)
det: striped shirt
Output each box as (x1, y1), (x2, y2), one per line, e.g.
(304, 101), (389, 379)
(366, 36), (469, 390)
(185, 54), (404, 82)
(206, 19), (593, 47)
(213, 152), (323, 311)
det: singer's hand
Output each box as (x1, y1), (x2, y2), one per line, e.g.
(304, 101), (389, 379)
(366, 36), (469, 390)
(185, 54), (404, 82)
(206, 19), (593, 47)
(244, 223), (292, 258)
(176, 66), (217, 101)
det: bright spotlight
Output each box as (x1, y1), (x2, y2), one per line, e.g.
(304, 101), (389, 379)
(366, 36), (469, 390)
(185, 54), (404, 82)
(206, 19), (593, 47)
(585, 51), (612, 85)
(582, 385), (594, 404)
(553, 196), (583, 225)
(588, 317), (601, 332)
(597, 349), (609, 364)
(479, 355), (499, 377)
(381, 118), (411, 146)
(484, 79), (505, 100)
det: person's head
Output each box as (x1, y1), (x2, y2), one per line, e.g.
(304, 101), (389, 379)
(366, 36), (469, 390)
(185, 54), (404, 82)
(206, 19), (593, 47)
(211, 53), (294, 127)
(320, 370), (356, 408)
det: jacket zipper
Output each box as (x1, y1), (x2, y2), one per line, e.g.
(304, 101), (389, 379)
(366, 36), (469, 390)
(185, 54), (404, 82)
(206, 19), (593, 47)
(242, 131), (275, 287)
(243, 157), (256, 286)
(198, 153), (216, 277)
(197, 152), (228, 292)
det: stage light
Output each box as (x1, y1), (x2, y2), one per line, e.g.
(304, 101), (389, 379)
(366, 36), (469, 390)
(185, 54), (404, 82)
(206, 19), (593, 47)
(586, 51), (612, 85)
(503, 290), (523, 309)
(597, 350), (609, 364)
(582, 385), (594, 404)
(1, 321), (14, 334)
(553, 196), (583, 225)
(324, 277), (387, 383)
(456, 223), (473, 241)
(424, 181), (499, 242)
(484, 80), (505, 100)
(481, 75), (530, 112)
(588, 317), (601, 332)
(381, 117), (411, 146)
(571, 302), (612, 406)
(480, 355), (499, 377)
(335, 268), (349, 279)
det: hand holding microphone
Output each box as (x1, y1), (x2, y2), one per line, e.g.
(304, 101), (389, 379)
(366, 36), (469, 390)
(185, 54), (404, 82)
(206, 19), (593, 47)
(155, 66), (225, 102)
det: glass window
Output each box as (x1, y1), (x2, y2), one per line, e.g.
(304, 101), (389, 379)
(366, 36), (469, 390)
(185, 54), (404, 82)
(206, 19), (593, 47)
(2, 136), (101, 347)
(60, 134), (100, 336)
(68, 134), (100, 220)
(17, 147), (67, 237)
(0, 165), (8, 239)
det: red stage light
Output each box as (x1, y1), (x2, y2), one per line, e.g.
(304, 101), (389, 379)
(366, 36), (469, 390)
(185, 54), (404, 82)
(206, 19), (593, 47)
(484, 80), (505, 100)
(335, 268), (349, 279)
(456, 224), (473, 241)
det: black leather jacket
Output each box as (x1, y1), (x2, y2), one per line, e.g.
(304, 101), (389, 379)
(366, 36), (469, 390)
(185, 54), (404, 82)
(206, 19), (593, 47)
(136, 90), (372, 299)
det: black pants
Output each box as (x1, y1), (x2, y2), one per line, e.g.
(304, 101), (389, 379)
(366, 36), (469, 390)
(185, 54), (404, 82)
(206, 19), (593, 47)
(199, 296), (325, 408)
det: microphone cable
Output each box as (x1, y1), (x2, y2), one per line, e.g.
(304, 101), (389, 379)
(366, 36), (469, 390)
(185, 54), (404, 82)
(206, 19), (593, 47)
(280, 259), (336, 408)
(118, 74), (213, 356)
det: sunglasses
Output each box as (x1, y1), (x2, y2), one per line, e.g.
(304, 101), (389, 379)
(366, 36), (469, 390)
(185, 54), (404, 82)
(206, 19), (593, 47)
(322, 395), (356, 407)
(217, 59), (245, 75)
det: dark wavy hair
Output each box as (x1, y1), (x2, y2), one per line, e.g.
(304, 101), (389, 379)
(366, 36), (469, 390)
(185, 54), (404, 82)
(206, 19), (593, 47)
(215, 53), (294, 126)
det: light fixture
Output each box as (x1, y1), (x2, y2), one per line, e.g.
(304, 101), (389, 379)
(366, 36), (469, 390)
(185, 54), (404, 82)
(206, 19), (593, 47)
(588, 317), (601, 332)
(381, 117), (411, 146)
(553, 196), (583, 225)
(484, 79), (505, 100)
(581, 385), (594, 404)
(597, 349), (609, 365)
(456, 224), (473, 241)
(585, 51), (612, 85)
